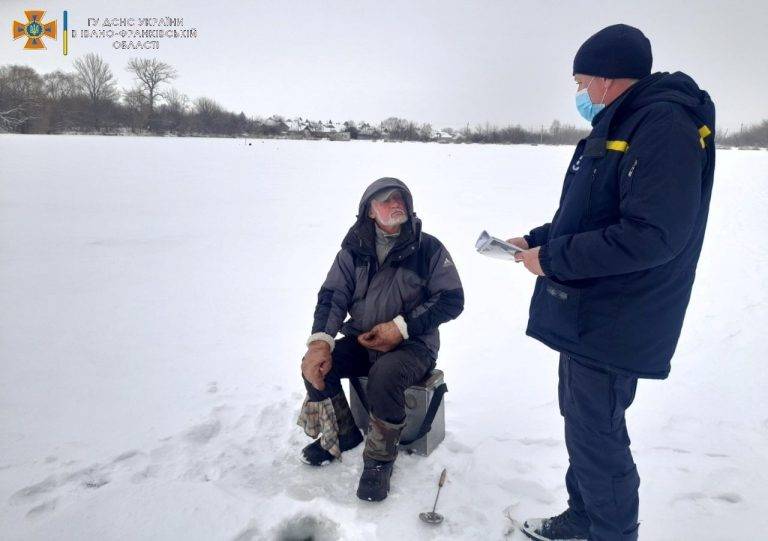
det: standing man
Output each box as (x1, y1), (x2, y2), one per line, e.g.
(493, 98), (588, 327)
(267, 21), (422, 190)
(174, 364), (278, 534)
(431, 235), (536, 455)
(509, 24), (716, 540)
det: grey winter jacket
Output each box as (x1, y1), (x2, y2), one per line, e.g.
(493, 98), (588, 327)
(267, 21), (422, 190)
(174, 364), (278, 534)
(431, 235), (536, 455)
(310, 177), (464, 359)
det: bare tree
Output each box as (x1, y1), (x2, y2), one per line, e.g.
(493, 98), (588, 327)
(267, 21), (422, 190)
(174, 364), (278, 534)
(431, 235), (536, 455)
(193, 96), (223, 133)
(43, 70), (80, 101)
(381, 117), (419, 140)
(153, 87), (188, 133)
(418, 123), (433, 141)
(126, 58), (177, 126)
(73, 53), (118, 129)
(0, 107), (29, 131)
(162, 87), (189, 115)
(122, 86), (148, 132)
(194, 97), (222, 115)
(0, 65), (43, 132)
(41, 70), (82, 132)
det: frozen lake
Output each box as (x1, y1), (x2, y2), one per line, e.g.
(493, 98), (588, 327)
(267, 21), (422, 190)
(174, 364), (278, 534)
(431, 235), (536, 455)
(0, 135), (766, 539)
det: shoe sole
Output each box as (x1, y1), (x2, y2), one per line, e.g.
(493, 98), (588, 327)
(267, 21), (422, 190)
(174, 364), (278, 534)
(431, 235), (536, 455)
(513, 518), (586, 541)
(299, 453), (332, 467)
(356, 491), (387, 502)
(521, 528), (584, 541)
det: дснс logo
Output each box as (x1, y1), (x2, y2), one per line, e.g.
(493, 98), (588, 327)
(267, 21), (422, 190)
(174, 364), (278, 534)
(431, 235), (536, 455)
(12, 10), (57, 50)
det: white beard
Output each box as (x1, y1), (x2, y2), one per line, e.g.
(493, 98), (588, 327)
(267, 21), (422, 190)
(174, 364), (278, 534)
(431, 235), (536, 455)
(375, 212), (408, 228)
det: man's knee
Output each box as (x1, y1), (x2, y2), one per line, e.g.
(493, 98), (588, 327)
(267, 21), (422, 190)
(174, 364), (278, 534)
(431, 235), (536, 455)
(366, 354), (408, 420)
(561, 357), (636, 437)
(367, 355), (404, 395)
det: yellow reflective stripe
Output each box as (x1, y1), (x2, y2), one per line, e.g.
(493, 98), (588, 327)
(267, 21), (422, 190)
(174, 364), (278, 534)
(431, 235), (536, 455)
(606, 126), (711, 152)
(606, 140), (629, 152)
(698, 125), (712, 148)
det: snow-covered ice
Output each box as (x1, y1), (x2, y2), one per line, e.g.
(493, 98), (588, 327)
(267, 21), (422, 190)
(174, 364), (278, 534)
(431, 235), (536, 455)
(0, 135), (766, 540)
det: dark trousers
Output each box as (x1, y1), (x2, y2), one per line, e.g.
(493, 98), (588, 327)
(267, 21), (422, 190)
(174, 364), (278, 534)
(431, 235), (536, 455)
(558, 353), (640, 541)
(303, 336), (434, 424)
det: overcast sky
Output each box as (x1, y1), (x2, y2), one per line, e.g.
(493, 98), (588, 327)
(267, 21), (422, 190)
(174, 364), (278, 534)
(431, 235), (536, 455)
(2, 0), (766, 132)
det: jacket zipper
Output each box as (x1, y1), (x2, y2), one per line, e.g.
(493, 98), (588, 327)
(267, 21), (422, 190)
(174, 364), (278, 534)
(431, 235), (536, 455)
(628, 158), (638, 178)
(624, 158), (638, 197)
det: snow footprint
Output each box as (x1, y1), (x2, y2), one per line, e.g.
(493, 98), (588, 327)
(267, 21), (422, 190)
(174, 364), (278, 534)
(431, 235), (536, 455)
(26, 498), (57, 518)
(672, 491), (744, 506)
(184, 419), (222, 444)
(516, 437), (562, 448)
(11, 460), (114, 519)
(9, 476), (58, 504)
(64, 464), (111, 489)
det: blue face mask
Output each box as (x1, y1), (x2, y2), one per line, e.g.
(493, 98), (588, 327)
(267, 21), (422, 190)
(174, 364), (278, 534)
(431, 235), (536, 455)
(575, 78), (606, 122)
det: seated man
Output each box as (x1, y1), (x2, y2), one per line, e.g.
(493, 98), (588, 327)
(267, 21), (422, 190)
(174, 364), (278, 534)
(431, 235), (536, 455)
(297, 177), (464, 502)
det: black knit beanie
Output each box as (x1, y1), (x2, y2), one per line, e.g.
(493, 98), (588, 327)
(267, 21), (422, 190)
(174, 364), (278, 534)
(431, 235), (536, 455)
(573, 24), (652, 79)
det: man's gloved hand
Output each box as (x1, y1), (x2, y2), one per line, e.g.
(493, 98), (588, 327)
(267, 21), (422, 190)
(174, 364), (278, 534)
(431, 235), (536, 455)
(302, 341), (331, 390)
(357, 321), (404, 353)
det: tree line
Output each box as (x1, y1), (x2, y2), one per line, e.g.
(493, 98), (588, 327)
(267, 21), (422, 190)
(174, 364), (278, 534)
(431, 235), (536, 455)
(1, 55), (764, 147)
(0, 55), (588, 144)
(0, 55), (261, 136)
(718, 121), (768, 148)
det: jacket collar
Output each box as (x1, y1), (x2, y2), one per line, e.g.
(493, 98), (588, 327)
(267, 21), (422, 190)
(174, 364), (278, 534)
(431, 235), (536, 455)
(343, 216), (422, 262)
(583, 72), (664, 158)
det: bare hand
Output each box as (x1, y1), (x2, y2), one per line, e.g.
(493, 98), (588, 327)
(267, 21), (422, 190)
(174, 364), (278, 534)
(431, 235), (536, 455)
(302, 341), (331, 390)
(514, 246), (545, 276)
(506, 237), (529, 257)
(357, 321), (403, 353)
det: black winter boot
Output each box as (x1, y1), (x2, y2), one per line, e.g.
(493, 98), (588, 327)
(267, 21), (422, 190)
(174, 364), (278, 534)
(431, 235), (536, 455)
(356, 458), (395, 502)
(299, 393), (363, 466)
(301, 429), (363, 466)
(521, 508), (589, 540)
(356, 415), (404, 502)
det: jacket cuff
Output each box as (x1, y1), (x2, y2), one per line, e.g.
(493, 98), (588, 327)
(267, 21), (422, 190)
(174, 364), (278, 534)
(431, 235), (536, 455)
(538, 243), (555, 277)
(393, 315), (409, 340)
(523, 234), (536, 249)
(306, 332), (335, 352)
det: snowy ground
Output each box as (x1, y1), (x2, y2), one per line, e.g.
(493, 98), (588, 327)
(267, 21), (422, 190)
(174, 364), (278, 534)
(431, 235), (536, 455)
(0, 135), (766, 540)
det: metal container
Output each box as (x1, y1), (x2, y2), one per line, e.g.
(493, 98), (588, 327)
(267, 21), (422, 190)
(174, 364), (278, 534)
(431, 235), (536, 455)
(349, 369), (446, 456)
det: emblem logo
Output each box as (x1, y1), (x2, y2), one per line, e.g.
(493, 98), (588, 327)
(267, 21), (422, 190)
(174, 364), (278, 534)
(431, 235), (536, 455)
(12, 10), (57, 50)
(571, 155), (583, 172)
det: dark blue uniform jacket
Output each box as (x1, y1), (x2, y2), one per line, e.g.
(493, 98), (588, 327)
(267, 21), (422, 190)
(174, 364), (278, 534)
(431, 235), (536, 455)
(525, 72), (716, 379)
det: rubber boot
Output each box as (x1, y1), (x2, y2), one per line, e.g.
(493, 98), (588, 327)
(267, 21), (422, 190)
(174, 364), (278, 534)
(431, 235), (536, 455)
(356, 415), (405, 501)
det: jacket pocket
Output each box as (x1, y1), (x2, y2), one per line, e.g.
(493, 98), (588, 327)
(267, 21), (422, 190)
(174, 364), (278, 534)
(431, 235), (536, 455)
(399, 269), (425, 309)
(531, 277), (582, 343)
(352, 263), (371, 303)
